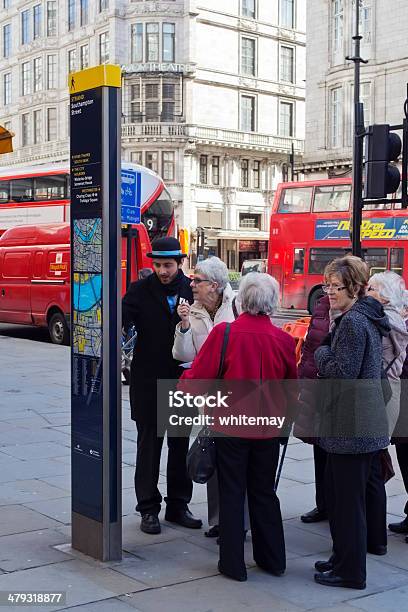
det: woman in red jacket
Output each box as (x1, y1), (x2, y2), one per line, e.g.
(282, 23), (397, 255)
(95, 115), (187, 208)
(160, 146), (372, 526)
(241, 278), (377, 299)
(181, 273), (297, 582)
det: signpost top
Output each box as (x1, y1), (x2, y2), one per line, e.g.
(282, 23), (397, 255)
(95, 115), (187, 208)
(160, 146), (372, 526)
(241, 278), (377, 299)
(69, 64), (121, 94)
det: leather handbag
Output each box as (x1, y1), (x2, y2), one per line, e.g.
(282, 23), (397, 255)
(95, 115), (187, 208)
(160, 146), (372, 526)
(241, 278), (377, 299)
(379, 448), (395, 483)
(187, 323), (231, 484)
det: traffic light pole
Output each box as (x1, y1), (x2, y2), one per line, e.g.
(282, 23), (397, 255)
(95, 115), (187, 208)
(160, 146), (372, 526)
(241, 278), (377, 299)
(346, 0), (368, 257)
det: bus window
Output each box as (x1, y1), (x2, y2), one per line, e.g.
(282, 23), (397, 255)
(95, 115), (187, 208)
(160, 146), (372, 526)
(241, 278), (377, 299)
(313, 184), (351, 212)
(293, 248), (305, 274)
(309, 248), (348, 275)
(142, 188), (173, 241)
(390, 248), (404, 275)
(0, 181), (10, 203)
(363, 248), (388, 275)
(10, 178), (33, 202)
(364, 202), (392, 210)
(34, 175), (67, 200)
(278, 187), (313, 213)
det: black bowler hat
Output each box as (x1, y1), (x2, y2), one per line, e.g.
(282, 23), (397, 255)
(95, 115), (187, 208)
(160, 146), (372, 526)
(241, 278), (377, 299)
(146, 236), (187, 259)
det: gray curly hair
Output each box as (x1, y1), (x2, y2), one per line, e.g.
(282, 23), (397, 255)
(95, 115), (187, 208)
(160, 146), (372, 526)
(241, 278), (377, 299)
(238, 272), (280, 315)
(369, 271), (407, 310)
(195, 256), (229, 295)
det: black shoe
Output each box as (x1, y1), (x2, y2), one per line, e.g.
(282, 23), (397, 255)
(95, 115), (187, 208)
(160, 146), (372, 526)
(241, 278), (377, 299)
(314, 570), (366, 590)
(165, 508), (203, 529)
(218, 561), (247, 582)
(140, 513), (161, 534)
(205, 525), (219, 538)
(301, 507), (328, 523)
(315, 560), (333, 572)
(388, 517), (408, 534)
(367, 545), (387, 556)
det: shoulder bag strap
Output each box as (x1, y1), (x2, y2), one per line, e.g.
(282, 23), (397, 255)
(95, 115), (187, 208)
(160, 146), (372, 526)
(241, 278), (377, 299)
(217, 323), (231, 379)
(384, 354), (399, 374)
(232, 297), (239, 320)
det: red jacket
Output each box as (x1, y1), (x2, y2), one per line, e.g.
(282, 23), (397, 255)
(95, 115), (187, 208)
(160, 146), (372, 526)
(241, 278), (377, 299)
(180, 313), (298, 438)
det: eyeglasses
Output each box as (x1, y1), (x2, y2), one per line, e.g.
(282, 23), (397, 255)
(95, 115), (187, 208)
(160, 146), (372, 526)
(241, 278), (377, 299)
(367, 286), (376, 292)
(191, 277), (211, 285)
(322, 285), (347, 294)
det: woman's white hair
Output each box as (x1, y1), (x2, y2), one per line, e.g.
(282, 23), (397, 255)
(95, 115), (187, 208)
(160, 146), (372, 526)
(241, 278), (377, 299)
(238, 272), (280, 315)
(370, 270), (407, 310)
(195, 256), (229, 294)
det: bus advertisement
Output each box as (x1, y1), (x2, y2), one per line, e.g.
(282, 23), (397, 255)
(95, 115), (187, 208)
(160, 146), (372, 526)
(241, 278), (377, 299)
(267, 178), (408, 312)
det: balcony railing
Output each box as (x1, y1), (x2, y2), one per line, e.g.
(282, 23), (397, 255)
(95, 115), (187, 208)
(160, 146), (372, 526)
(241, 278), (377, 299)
(121, 122), (304, 153)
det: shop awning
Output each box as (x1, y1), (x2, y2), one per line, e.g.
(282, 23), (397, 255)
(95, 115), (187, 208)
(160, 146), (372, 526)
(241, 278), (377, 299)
(0, 125), (14, 154)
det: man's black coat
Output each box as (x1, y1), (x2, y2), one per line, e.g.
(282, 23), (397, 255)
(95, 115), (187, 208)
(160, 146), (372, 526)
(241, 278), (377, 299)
(122, 271), (193, 422)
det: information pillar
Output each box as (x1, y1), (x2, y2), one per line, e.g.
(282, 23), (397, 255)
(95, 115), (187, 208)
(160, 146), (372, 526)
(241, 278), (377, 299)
(69, 65), (122, 560)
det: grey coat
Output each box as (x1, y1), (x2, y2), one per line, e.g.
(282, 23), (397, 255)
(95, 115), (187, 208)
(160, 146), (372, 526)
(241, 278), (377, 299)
(315, 296), (390, 454)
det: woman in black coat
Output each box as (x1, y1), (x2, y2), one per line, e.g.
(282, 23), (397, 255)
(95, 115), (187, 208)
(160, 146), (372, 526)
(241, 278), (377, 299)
(313, 256), (390, 590)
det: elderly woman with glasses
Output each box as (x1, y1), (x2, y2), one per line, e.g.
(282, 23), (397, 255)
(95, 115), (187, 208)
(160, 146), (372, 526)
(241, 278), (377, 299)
(173, 256), (237, 539)
(181, 273), (297, 582)
(313, 256), (390, 591)
(367, 271), (408, 435)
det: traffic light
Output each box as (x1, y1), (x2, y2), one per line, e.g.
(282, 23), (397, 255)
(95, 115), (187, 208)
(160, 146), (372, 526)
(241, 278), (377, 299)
(364, 124), (402, 199)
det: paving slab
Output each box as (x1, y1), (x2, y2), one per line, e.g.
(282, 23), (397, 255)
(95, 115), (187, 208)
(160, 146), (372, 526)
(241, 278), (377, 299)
(279, 482), (318, 520)
(0, 505), (61, 536)
(0, 559), (147, 611)
(286, 442), (315, 461)
(351, 584), (408, 612)
(0, 528), (71, 572)
(59, 598), (138, 612)
(24, 496), (71, 524)
(118, 574), (305, 612)
(0, 479), (69, 506)
(280, 458), (317, 484)
(283, 523), (332, 557)
(0, 441), (70, 461)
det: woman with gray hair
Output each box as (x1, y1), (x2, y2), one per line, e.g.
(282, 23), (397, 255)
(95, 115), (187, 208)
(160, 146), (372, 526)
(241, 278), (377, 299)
(173, 256), (237, 539)
(367, 271), (408, 433)
(181, 273), (297, 581)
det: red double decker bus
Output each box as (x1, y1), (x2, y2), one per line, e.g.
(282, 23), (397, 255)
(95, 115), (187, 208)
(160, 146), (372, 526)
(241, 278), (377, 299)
(268, 178), (408, 312)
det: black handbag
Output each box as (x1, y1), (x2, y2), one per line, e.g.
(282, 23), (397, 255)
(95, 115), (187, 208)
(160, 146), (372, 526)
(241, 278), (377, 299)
(186, 323), (231, 484)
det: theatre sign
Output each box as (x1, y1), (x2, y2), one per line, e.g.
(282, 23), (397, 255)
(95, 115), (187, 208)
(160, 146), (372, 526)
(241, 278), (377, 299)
(122, 62), (195, 75)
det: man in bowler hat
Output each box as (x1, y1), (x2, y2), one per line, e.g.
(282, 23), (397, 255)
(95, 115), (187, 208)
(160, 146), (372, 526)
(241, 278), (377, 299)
(122, 236), (202, 534)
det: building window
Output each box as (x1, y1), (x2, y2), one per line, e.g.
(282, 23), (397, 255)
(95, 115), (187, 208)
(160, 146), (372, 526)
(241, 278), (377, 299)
(361, 81), (371, 126)
(253, 160), (260, 188)
(279, 101), (294, 137)
(131, 23), (143, 63)
(212, 156), (220, 186)
(162, 81), (175, 121)
(241, 159), (249, 188)
(162, 151), (175, 181)
(145, 82), (159, 122)
(68, 49), (76, 73)
(3, 73), (11, 105)
(199, 155), (208, 184)
(280, 0), (294, 28)
(162, 23), (175, 62)
(33, 109), (42, 144)
(22, 113), (30, 147)
(241, 95), (256, 132)
(80, 44), (89, 69)
(242, 0), (255, 19)
(80, 0), (88, 27)
(239, 214), (261, 229)
(46, 107), (57, 141)
(3, 24), (11, 59)
(280, 46), (294, 83)
(146, 151), (158, 173)
(4, 0), (11, 8)
(146, 23), (159, 61)
(361, 2), (372, 43)
(47, 54), (56, 89)
(47, 1), (57, 37)
(332, 0), (343, 54)
(131, 151), (142, 164)
(130, 83), (142, 122)
(99, 0), (108, 11)
(22, 62), (31, 96)
(33, 57), (42, 92)
(241, 37), (256, 76)
(33, 4), (42, 39)
(330, 87), (342, 147)
(68, 0), (75, 31)
(22, 10), (30, 45)
(99, 32), (109, 63)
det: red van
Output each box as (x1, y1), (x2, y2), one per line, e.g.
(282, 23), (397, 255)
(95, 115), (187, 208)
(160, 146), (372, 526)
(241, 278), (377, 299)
(0, 223), (71, 344)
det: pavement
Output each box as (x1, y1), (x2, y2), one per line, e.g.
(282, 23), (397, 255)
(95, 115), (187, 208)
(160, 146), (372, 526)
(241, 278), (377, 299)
(0, 331), (408, 611)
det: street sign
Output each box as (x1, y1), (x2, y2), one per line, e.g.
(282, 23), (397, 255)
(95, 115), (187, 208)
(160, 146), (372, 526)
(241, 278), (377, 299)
(69, 64), (122, 561)
(121, 168), (141, 224)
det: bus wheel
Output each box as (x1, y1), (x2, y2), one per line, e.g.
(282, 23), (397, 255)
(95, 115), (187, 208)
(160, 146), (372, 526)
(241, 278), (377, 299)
(48, 312), (70, 345)
(308, 287), (324, 314)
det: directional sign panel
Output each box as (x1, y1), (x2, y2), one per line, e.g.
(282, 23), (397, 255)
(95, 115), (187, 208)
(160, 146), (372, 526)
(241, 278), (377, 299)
(121, 169), (141, 224)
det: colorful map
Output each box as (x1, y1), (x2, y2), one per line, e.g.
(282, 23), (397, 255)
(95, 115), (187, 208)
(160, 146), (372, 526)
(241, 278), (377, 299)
(73, 218), (102, 273)
(72, 272), (102, 357)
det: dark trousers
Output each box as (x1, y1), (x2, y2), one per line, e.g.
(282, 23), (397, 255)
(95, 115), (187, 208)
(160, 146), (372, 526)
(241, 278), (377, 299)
(216, 436), (285, 579)
(325, 451), (386, 584)
(134, 419), (193, 515)
(395, 443), (408, 515)
(314, 444), (327, 512)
